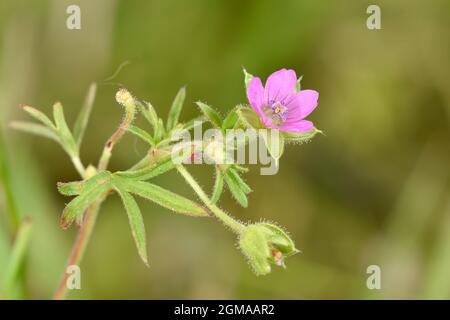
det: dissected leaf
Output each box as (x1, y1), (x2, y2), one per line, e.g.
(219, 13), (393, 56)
(53, 102), (78, 157)
(112, 176), (208, 217)
(10, 121), (59, 142)
(166, 87), (185, 131)
(128, 125), (155, 146)
(22, 106), (56, 130)
(73, 83), (97, 147)
(196, 102), (222, 128)
(138, 101), (159, 133)
(115, 187), (148, 266)
(60, 171), (112, 229)
(57, 180), (85, 196)
(115, 155), (177, 181)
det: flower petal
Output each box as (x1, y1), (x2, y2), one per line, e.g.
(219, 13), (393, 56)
(246, 77), (264, 113)
(263, 69), (297, 104)
(279, 120), (314, 133)
(286, 90), (319, 120)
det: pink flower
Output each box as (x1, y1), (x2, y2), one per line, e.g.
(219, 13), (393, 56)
(246, 69), (319, 133)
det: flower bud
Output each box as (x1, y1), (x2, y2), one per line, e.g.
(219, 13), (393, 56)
(238, 223), (298, 276)
(115, 88), (135, 108)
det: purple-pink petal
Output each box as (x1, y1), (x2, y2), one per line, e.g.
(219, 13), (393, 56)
(263, 69), (297, 104)
(246, 77), (264, 113)
(286, 90), (319, 120)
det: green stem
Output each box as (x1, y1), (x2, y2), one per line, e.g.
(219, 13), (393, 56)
(176, 164), (246, 234)
(71, 156), (86, 178)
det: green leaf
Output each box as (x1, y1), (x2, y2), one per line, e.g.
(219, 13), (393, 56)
(295, 75), (303, 92)
(10, 121), (59, 142)
(112, 176), (208, 217)
(115, 188), (148, 266)
(60, 171), (112, 229)
(211, 168), (224, 204)
(166, 87), (186, 131)
(115, 154), (177, 181)
(73, 83), (97, 147)
(128, 125), (155, 146)
(2, 217), (32, 298)
(57, 180), (85, 196)
(222, 110), (239, 131)
(224, 170), (248, 207)
(228, 168), (252, 194)
(261, 128), (285, 162)
(196, 102), (222, 128)
(53, 102), (78, 157)
(236, 106), (264, 129)
(138, 101), (159, 133)
(243, 68), (254, 89)
(22, 106), (56, 130)
(281, 127), (322, 143)
(154, 118), (165, 143)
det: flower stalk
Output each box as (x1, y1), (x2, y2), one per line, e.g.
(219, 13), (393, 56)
(176, 164), (246, 235)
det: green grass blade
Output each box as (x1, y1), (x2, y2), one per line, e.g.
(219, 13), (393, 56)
(2, 217), (32, 299)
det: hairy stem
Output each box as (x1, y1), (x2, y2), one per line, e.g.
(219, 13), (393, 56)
(53, 203), (100, 300)
(176, 164), (246, 234)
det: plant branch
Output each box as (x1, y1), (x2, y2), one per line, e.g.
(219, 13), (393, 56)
(176, 164), (246, 234)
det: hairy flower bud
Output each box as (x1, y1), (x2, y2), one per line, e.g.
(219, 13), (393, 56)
(239, 223), (298, 276)
(115, 88), (135, 109)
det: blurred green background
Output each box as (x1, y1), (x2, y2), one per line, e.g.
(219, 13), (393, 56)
(0, 0), (449, 299)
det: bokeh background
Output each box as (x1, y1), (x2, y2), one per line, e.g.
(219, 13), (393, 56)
(0, 0), (449, 299)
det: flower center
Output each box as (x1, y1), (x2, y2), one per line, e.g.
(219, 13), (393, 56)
(262, 100), (288, 126)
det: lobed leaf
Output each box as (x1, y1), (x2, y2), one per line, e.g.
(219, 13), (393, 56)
(60, 171), (112, 229)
